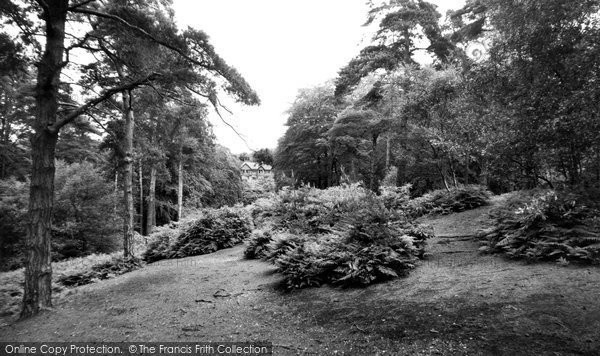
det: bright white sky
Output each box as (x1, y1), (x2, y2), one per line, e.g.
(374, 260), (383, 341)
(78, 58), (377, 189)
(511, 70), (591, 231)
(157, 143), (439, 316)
(172, 0), (465, 154)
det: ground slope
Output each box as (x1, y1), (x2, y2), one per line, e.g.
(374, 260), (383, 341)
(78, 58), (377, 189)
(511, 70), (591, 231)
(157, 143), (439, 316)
(2, 200), (599, 355)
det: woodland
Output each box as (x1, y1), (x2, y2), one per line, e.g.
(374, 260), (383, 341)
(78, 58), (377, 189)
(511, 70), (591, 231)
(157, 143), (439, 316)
(1, 0), (600, 354)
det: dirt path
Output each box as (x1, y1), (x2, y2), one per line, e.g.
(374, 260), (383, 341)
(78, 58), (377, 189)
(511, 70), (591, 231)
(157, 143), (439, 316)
(2, 200), (600, 355)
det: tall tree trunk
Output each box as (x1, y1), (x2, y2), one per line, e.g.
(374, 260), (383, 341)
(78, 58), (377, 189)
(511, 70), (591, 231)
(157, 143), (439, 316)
(450, 160), (458, 188)
(122, 89), (135, 258)
(370, 134), (379, 191)
(596, 148), (600, 188)
(114, 171), (118, 215)
(464, 153), (469, 185)
(21, 0), (68, 319)
(1, 104), (10, 179)
(138, 159), (144, 235)
(385, 135), (390, 172)
(146, 165), (156, 233)
(177, 148), (183, 221)
(479, 157), (489, 187)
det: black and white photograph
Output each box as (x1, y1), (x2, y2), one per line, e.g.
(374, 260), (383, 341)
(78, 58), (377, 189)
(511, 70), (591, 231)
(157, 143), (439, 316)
(1, 0), (599, 355)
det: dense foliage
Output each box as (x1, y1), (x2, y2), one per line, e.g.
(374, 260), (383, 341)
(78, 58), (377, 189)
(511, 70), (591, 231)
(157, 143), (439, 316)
(274, 0), (600, 196)
(57, 256), (144, 287)
(479, 190), (600, 264)
(142, 207), (252, 263)
(241, 174), (276, 206)
(0, 162), (122, 271)
(52, 161), (121, 258)
(245, 184), (433, 289)
(405, 185), (491, 217)
(1, 252), (136, 319)
(0, 178), (28, 271)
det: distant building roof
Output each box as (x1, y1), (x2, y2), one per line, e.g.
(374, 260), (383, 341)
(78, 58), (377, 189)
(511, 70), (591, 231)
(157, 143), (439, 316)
(241, 162), (272, 171)
(241, 162), (260, 170)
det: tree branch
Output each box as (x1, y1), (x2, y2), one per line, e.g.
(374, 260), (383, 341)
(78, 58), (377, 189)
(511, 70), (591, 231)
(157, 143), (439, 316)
(69, 7), (212, 72)
(36, 0), (49, 11)
(68, 0), (97, 11)
(49, 72), (159, 133)
(183, 85), (252, 151)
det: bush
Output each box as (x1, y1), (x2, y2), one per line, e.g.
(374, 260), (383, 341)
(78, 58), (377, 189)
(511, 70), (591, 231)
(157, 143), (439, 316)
(244, 184), (433, 289)
(405, 185), (491, 217)
(270, 215), (432, 289)
(380, 184), (412, 210)
(269, 183), (374, 233)
(246, 195), (278, 227)
(244, 229), (273, 260)
(142, 207), (252, 262)
(1, 252), (141, 320)
(242, 174), (275, 205)
(479, 189), (600, 264)
(142, 225), (180, 263)
(57, 255), (144, 287)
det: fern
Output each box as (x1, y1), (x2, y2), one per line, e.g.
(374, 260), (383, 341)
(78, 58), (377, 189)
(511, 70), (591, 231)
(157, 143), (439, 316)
(480, 189), (600, 264)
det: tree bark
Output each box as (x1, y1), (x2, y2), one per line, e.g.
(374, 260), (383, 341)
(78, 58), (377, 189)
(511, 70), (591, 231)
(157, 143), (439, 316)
(138, 159), (144, 235)
(146, 165), (156, 233)
(114, 171), (118, 215)
(177, 150), (183, 221)
(370, 134), (379, 192)
(479, 157), (488, 187)
(464, 153), (469, 185)
(596, 149), (600, 188)
(122, 89), (135, 258)
(385, 135), (390, 172)
(21, 0), (68, 319)
(1, 93), (11, 179)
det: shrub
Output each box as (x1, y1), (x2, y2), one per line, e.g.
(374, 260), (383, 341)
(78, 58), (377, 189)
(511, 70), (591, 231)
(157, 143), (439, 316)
(142, 226), (180, 263)
(405, 185), (491, 217)
(270, 218), (432, 289)
(246, 195), (278, 227)
(272, 235), (343, 289)
(380, 183), (412, 210)
(244, 230), (273, 260)
(245, 184), (433, 290)
(1, 252), (143, 320)
(57, 255), (144, 287)
(242, 174), (275, 205)
(143, 207), (252, 262)
(332, 242), (417, 286)
(271, 183), (374, 233)
(479, 189), (600, 264)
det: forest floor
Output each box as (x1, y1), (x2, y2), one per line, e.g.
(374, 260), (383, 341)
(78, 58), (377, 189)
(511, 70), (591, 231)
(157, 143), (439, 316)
(2, 196), (600, 355)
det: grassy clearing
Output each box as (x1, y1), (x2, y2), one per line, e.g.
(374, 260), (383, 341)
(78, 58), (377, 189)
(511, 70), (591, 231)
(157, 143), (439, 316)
(3, 205), (599, 354)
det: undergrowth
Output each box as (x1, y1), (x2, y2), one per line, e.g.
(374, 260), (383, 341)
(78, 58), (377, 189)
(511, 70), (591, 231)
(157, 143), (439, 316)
(479, 189), (600, 264)
(143, 207), (252, 262)
(56, 255), (144, 287)
(0, 252), (140, 322)
(244, 184), (433, 289)
(405, 185), (491, 217)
